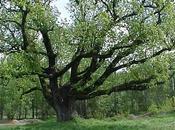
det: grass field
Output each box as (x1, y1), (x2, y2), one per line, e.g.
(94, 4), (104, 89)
(1, 113), (175, 130)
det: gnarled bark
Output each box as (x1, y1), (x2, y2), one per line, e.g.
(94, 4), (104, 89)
(53, 98), (75, 121)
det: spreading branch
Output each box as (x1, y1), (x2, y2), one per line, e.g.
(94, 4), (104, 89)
(40, 30), (56, 68)
(20, 87), (42, 99)
(76, 76), (154, 100)
(77, 46), (172, 96)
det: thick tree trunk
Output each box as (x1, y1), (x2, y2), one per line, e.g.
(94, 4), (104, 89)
(53, 98), (75, 121)
(41, 84), (75, 121)
(39, 76), (75, 121)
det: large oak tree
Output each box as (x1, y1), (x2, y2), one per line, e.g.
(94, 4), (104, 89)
(0, 0), (175, 121)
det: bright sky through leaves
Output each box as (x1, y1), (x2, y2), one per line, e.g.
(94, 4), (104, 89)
(54, 0), (71, 21)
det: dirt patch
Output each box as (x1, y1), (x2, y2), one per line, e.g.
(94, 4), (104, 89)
(0, 119), (43, 126)
(128, 112), (153, 120)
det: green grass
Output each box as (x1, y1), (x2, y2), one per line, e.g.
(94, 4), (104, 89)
(1, 113), (175, 130)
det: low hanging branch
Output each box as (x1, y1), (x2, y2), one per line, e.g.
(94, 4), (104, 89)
(20, 87), (42, 99)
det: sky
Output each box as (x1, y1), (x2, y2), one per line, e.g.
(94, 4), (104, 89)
(53, 0), (71, 21)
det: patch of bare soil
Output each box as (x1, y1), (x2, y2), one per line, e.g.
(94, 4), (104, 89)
(0, 119), (43, 126)
(128, 112), (153, 120)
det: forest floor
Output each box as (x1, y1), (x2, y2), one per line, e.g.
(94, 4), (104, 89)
(0, 112), (175, 130)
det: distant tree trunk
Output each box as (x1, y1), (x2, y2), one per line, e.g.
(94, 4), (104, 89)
(76, 100), (87, 118)
(35, 107), (38, 119)
(131, 92), (135, 113)
(18, 105), (22, 120)
(81, 100), (87, 118)
(113, 93), (118, 114)
(24, 108), (28, 119)
(31, 99), (35, 119)
(41, 98), (48, 120)
(0, 106), (3, 120)
(0, 111), (3, 120)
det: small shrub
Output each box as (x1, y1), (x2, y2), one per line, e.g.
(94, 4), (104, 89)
(148, 104), (159, 114)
